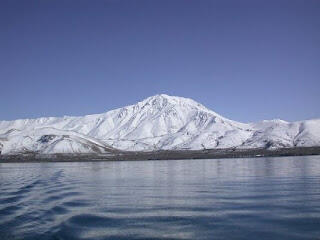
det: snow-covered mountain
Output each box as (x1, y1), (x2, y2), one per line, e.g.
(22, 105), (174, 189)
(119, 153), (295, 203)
(0, 94), (319, 154)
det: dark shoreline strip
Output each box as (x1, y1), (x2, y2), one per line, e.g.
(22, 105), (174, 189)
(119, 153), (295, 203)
(1, 147), (320, 163)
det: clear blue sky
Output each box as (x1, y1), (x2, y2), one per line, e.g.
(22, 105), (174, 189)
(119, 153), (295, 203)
(1, 0), (319, 122)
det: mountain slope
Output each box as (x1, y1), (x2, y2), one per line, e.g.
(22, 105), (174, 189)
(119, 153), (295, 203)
(0, 94), (319, 154)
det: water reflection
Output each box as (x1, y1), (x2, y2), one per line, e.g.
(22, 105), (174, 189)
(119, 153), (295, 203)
(0, 156), (320, 240)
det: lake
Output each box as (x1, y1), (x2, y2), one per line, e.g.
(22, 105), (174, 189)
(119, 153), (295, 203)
(0, 156), (320, 240)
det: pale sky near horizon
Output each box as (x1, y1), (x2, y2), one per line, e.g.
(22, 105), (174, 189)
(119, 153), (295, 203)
(0, 0), (319, 122)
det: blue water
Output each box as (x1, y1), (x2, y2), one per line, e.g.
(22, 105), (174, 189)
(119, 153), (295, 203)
(0, 156), (320, 240)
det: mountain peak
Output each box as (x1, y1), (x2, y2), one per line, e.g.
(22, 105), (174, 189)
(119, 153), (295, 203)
(138, 94), (212, 113)
(142, 93), (185, 103)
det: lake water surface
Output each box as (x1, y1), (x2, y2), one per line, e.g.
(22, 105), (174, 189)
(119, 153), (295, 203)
(1, 156), (320, 240)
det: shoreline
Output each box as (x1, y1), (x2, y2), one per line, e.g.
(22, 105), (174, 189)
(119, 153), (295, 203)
(1, 147), (320, 163)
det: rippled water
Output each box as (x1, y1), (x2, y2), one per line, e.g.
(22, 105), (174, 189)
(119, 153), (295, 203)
(0, 156), (320, 240)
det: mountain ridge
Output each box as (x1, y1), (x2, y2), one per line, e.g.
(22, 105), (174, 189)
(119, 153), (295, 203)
(1, 94), (319, 155)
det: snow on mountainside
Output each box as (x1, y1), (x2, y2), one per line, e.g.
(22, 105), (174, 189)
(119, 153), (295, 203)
(0, 94), (319, 154)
